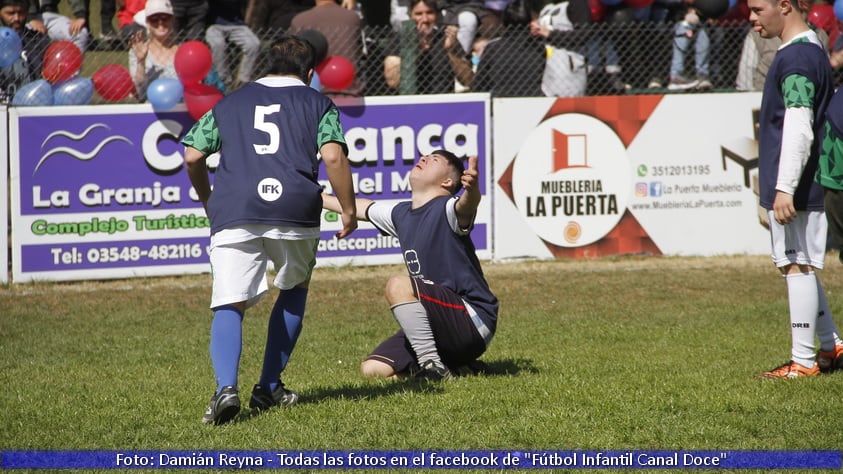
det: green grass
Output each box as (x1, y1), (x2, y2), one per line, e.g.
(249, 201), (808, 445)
(2, 255), (843, 471)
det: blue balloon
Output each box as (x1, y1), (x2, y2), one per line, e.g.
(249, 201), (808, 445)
(310, 70), (321, 91)
(0, 27), (22, 68)
(147, 77), (183, 110)
(12, 79), (53, 106)
(53, 77), (94, 105)
(835, 0), (843, 22)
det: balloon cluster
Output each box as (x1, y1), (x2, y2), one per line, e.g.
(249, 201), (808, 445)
(151, 40), (224, 119)
(7, 37), (136, 106)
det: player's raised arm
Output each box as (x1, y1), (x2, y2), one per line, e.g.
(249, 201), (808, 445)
(322, 193), (375, 222)
(455, 155), (481, 229)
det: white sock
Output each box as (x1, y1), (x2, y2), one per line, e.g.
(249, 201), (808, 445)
(391, 301), (442, 366)
(814, 276), (843, 350)
(785, 272), (819, 368)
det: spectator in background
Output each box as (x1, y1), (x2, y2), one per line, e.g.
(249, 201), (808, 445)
(665, 0), (711, 90)
(473, 0), (545, 96)
(529, 0), (592, 97)
(171, 0), (207, 40)
(27, 0), (90, 52)
(288, 0), (364, 96)
(383, 0), (473, 94)
(205, 0), (260, 90)
(0, 0), (49, 102)
(246, 0), (312, 38)
(441, 0), (501, 54)
(97, 0), (118, 40)
(116, 0), (146, 43)
(128, 0), (178, 98)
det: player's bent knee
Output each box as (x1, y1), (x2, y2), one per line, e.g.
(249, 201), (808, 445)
(360, 359), (396, 378)
(384, 275), (415, 305)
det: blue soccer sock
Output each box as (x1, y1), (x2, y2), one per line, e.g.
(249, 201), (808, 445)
(260, 287), (308, 389)
(209, 306), (243, 394)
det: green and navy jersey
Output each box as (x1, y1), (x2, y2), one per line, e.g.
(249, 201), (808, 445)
(758, 37), (833, 211)
(368, 196), (499, 330)
(182, 77), (347, 233)
(817, 89), (843, 191)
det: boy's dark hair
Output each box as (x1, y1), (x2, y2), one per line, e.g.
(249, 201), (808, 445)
(0, 0), (29, 10)
(431, 149), (466, 194)
(267, 35), (316, 81)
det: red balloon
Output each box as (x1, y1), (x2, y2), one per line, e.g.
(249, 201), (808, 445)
(184, 83), (223, 120)
(175, 40), (213, 85)
(42, 40), (83, 84)
(92, 64), (134, 101)
(588, 0), (607, 21)
(809, 4), (836, 31)
(315, 56), (355, 91)
(625, 0), (653, 8)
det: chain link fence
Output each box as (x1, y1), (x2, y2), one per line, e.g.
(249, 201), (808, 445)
(6, 18), (842, 106)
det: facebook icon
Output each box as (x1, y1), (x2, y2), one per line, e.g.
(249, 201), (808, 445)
(649, 182), (662, 197)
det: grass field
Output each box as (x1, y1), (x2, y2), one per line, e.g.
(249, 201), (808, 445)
(2, 254), (843, 472)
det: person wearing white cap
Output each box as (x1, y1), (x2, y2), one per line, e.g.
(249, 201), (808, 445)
(128, 0), (178, 100)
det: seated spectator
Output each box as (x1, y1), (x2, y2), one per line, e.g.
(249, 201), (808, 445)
(0, 0), (50, 102)
(171, 0), (208, 40)
(115, 0), (146, 44)
(27, 0), (90, 52)
(473, 0), (545, 96)
(530, 0), (592, 97)
(665, 0), (711, 91)
(128, 0), (179, 99)
(205, 0), (260, 90)
(440, 0), (501, 54)
(383, 0), (473, 94)
(246, 0), (313, 38)
(288, 0), (364, 96)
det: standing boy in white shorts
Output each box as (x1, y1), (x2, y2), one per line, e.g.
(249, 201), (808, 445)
(749, 0), (843, 378)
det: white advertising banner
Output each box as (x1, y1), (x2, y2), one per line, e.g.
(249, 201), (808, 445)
(493, 93), (770, 259)
(1, 105), (8, 284)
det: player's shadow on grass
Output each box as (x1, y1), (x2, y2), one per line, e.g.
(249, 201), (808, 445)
(230, 358), (538, 423)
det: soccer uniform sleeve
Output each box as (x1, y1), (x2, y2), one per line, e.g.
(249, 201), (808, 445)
(818, 121), (843, 190)
(446, 196), (472, 235)
(776, 73), (815, 194)
(366, 201), (399, 237)
(318, 107), (349, 156)
(180, 110), (221, 155)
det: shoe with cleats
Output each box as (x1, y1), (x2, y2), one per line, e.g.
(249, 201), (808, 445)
(249, 382), (300, 411)
(817, 345), (843, 373)
(756, 360), (820, 379)
(202, 385), (240, 425)
(416, 360), (453, 381)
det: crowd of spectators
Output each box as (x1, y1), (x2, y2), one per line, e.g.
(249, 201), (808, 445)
(3, 0), (843, 104)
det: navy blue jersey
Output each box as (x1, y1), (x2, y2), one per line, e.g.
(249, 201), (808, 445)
(758, 39), (833, 211)
(207, 82), (338, 233)
(372, 196), (499, 330)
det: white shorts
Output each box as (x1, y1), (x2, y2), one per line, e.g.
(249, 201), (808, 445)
(208, 237), (318, 309)
(768, 210), (827, 269)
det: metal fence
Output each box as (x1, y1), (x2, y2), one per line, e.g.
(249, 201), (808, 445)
(7, 19), (840, 106)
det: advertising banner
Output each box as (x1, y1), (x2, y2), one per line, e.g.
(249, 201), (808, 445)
(493, 93), (770, 260)
(1, 105), (7, 284)
(9, 94), (491, 282)
(317, 94), (492, 267)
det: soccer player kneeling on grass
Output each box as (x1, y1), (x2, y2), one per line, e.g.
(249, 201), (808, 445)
(323, 151), (499, 381)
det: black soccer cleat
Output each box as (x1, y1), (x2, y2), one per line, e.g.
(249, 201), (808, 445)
(249, 382), (300, 411)
(416, 360), (453, 381)
(201, 385), (240, 425)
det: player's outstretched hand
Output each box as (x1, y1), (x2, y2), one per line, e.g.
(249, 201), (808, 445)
(461, 156), (479, 192)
